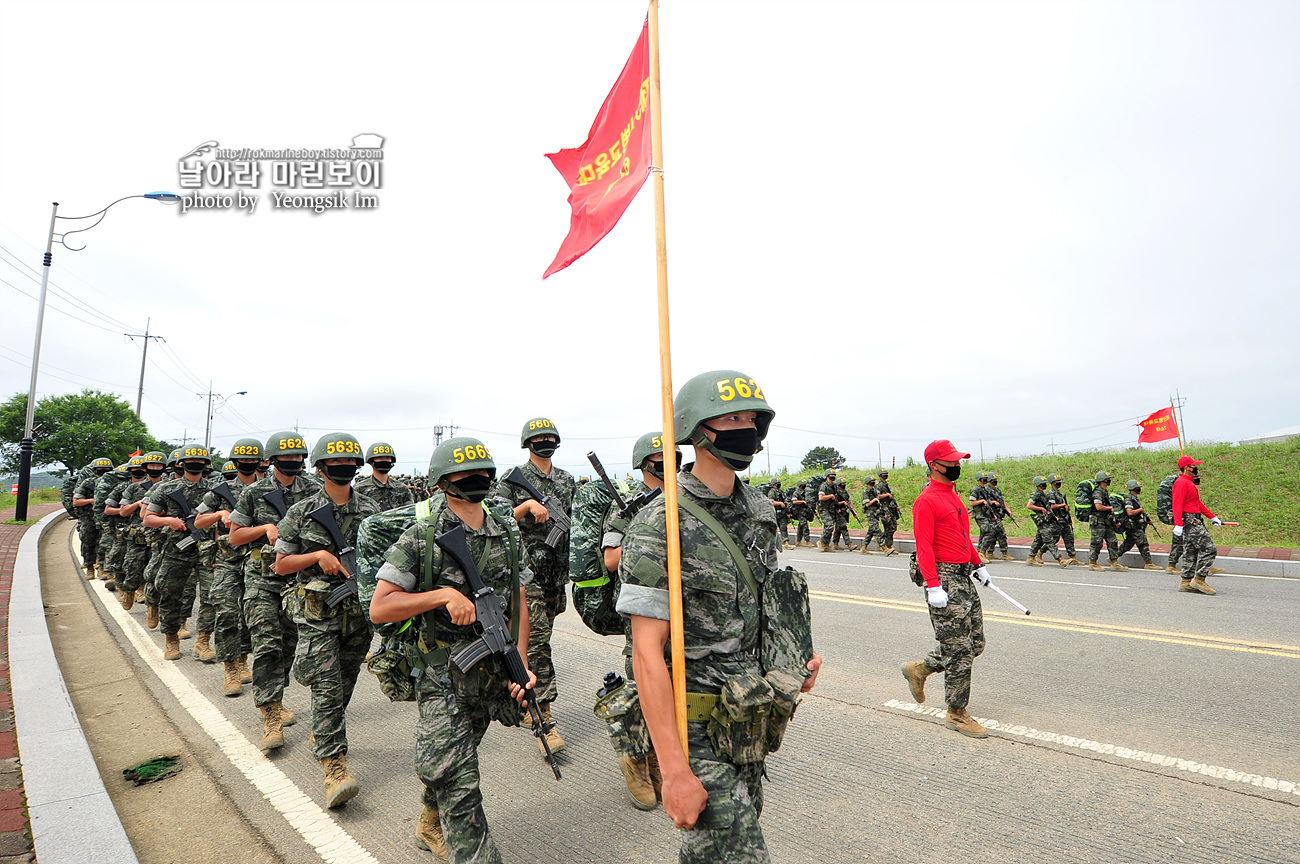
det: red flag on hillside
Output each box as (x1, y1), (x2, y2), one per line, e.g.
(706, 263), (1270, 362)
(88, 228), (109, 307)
(129, 449), (142, 457)
(1137, 406), (1179, 443)
(543, 20), (652, 278)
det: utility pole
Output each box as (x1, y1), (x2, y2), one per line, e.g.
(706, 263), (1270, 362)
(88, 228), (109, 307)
(198, 383), (247, 451)
(125, 317), (164, 417)
(433, 425), (444, 446)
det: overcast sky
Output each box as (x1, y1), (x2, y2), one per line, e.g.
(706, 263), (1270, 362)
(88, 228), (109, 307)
(1, 0), (1296, 478)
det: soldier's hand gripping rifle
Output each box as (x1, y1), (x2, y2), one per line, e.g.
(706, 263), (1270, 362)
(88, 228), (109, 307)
(305, 504), (360, 609)
(166, 490), (208, 551)
(501, 466), (571, 550)
(434, 523), (562, 781)
(586, 452), (662, 522)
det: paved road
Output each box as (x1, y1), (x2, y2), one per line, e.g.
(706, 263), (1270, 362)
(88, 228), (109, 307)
(64, 527), (1300, 863)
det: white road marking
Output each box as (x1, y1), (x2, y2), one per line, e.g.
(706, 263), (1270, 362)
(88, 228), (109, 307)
(74, 536), (379, 864)
(789, 557), (1130, 589)
(883, 699), (1300, 798)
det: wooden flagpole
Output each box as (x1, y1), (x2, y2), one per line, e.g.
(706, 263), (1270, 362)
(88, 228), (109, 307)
(647, 0), (688, 756)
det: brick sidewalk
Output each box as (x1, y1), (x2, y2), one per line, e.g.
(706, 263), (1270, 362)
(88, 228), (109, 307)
(0, 503), (62, 864)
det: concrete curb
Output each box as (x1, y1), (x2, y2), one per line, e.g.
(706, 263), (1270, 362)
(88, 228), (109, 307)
(9, 511), (139, 864)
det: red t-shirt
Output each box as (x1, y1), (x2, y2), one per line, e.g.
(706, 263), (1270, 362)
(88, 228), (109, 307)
(1172, 474), (1215, 527)
(912, 480), (982, 588)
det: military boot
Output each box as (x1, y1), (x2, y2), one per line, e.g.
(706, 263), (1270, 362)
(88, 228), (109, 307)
(259, 702), (284, 750)
(134, 586), (146, 602)
(1027, 555), (1042, 567)
(415, 806), (448, 859)
(1057, 555), (1069, 569)
(846, 542), (859, 552)
(1189, 576), (1216, 595)
(782, 540), (794, 550)
(538, 704), (565, 755)
(103, 573), (116, 592)
(280, 707), (296, 727)
(145, 604), (159, 630)
(1178, 578), (1194, 592)
(1208, 566), (1225, 575)
(192, 631), (217, 663)
(1165, 564), (1181, 574)
(885, 546), (898, 557)
(1144, 561), (1162, 570)
(817, 540), (831, 553)
(619, 755), (657, 810)
(322, 753), (359, 808)
(178, 620), (193, 639)
(1109, 561), (1129, 571)
(84, 564), (95, 581)
(945, 707), (989, 739)
(235, 654), (253, 684)
(163, 632), (181, 661)
(222, 661), (243, 696)
(860, 544), (873, 555)
(901, 661), (933, 704)
(1088, 560), (1105, 572)
(118, 588), (135, 611)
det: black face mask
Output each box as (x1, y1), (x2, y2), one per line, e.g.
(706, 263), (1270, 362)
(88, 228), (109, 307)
(94, 469), (108, 477)
(130, 469), (147, 479)
(235, 461), (259, 476)
(371, 461), (395, 474)
(644, 460), (666, 482)
(528, 440), (559, 459)
(698, 424), (761, 470)
(325, 463), (359, 484)
(446, 473), (492, 503)
(223, 472), (238, 480)
(933, 463), (962, 482)
(183, 462), (207, 476)
(274, 459), (303, 477)
(146, 468), (165, 479)
(1192, 477), (1201, 485)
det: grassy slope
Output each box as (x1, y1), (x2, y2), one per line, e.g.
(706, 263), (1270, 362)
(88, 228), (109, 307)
(756, 437), (1299, 548)
(0, 488), (62, 521)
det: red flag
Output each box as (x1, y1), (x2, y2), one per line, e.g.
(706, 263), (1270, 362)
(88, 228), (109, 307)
(543, 20), (652, 278)
(129, 449), (142, 457)
(1137, 406), (1180, 443)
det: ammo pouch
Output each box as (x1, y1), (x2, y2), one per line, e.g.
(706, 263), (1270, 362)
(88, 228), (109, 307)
(908, 551), (925, 587)
(763, 669), (804, 755)
(705, 672), (775, 765)
(593, 678), (650, 754)
(297, 579), (333, 622)
(367, 642), (417, 703)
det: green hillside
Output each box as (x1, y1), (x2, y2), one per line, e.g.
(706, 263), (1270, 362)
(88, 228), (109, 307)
(753, 437), (1298, 549)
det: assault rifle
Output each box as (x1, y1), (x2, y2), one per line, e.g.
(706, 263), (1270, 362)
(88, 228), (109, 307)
(434, 523), (562, 780)
(586, 452), (663, 522)
(305, 504), (360, 609)
(166, 489), (207, 551)
(501, 466), (571, 550)
(212, 481), (238, 511)
(262, 487), (289, 519)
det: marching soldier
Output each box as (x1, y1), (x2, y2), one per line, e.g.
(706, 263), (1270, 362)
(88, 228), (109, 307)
(1117, 479), (1162, 570)
(969, 471), (995, 558)
(91, 461), (129, 584)
(816, 468), (839, 551)
(1088, 471), (1128, 572)
(1173, 456), (1225, 595)
(860, 474), (883, 554)
(984, 473), (1011, 560)
(228, 432), (320, 750)
(275, 433), (379, 808)
(369, 437), (535, 859)
(616, 370), (821, 862)
(791, 481), (812, 547)
(354, 441), (415, 511)
(142, 446), (213, 662)
(115, 451), (167, 610)
(491, 417), (575, 755)
(101, 461), (137, 592)
(1025, 476), (1067, 567)
(876, 469), (900, 555)
(766, 479), (791, 550)
(1047, 473), (1080, 565)
(833, 478), (858, 550)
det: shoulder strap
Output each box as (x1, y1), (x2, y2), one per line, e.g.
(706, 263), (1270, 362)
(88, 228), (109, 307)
(483, 503), (522, 643)
(676, 496), (761, 604)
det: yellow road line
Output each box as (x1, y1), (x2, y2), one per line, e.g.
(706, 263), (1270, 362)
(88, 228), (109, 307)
(808, 590), (1300, 660)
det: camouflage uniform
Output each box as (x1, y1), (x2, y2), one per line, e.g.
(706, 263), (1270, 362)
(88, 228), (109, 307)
(144, 475), (211, 635)
(60, 469), (80, 516)
(1088, 485), (1122, 564)
(230, 472), (322, 706)
(74, 470), (103, 568)
(766, 485), (789, 546)
(969, 483), (994, 555)
(921, 563), (985, 709)
(197, 480), (256, 662)
(1050, 487), (1078, 559)
(117, 479), (156, 595)
(491, 460), (575, 706)
(94, 470), (127, 573)
(276, 487), (380, 760)
(103, 479), (133, 578)
(617, 471), (785, 864)
(1116, 492), (1153, 564)
(1027, 489), (1063, 562)
(876, 477), (899, 549)
(861, 483), (883, 550)
(790, 484), (812, 546)
(354, 473), (415, 511)
(816, 479), (838, 547)
(374, 501), (532, 864)
(986, 485), (1010, 556)
(1179, 514), (1217, 580)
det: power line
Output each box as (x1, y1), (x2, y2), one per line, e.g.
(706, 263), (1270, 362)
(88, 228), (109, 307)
(0, 343), (132, 390)
(0, 275), (123, 333)
(0, 243), (140, 332)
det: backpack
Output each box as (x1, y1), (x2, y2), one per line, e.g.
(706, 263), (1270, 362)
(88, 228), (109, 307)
(60, 470), (80, 515)
(1155, 474), (1178, 525)
(356, 497), (441, 638)
(569, 479), (625, 636)
(1110, 493), (1127, 531)
(1074, 479), (1095, 521)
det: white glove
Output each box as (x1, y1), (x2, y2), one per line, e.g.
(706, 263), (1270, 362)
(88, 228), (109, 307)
(1173, 525), (1184, 537)
(926, 586), (949, 608)
(972, 566), (991, 586)
(1211, 517), (1223, 527)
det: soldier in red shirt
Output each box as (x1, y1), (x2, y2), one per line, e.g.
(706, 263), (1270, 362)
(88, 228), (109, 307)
(1172, 456), (1224, 595)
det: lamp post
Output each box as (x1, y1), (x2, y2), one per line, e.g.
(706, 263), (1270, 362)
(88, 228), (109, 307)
(14, 192), (180, 521)
(201, 384), (248, 451)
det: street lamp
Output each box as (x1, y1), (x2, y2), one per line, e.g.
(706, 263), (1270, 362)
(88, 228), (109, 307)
(201, 384), (249, 451)
(14, 193), (180, 522)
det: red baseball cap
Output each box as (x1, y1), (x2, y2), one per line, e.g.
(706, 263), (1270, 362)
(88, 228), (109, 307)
(924, 439), (971, 463)
(1177, 456), (1203, 470)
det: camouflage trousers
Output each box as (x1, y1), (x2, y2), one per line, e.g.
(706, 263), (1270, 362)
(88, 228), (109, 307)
(680, 721), (768, 864)
(414, 664), (523, 864)
(212, 557), (252, 661)
(156, 554), (200, 635)
(922, 563), (985, 710)
(294, 620), (371, 759)
(1180, 515), (1217, 580)
(243, 581), (298, 706)
(105, 526), (129, 575)
(1088, 515), (1121, 563)
(525, 576), (566, 706)
(776, 516), (789, 545)
(881, 513), (898, 548)
(97, 523), (114, 567)
(194, 561), (216, 633)
(861, 513), (882, 550)
(1117, 526), (1151, 563)
(794, 518), (811, 545)
(143, 544), (165, 607)
(1059, 519), (1077, 557)
(977, 518), (1007, 554)
(118, 541), (152, 594)
(973, 515), (993, 553)
(817, 510), (836, 545)
(831, 515), (851, 547)
(1028, 521), (1063, 561)
(77, 518), (99, 567)
(1168, 531), (1183, 566)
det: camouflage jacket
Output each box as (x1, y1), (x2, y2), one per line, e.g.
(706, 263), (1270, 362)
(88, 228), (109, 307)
(616, 470), (779, 692)
(1091, 484), (1112, 517)
(1124, 493), (1146, 530)
(60, 469), (82, 515)
(354, 474), (415, 511)
(120, 478), (154, 530)
(198, 476), (260, 561)
(229, 472), (322, 585)
(876, 479), (898, 516)
(73, 471), (99, 517)
(1048, 487), (1073, 522)
(93, 470), (129, 526)
(969, 484), (992, 519)
(276, 487), (380, 629)
(766, 486), (788, 519)
(861, 484), (880, 514)
(145, 476), (212, 558)
(816, 480), (838, 516)
(491, 459), (576, 577)
(1029, 488), (1054, 524)
(988, 485), (1007, 517)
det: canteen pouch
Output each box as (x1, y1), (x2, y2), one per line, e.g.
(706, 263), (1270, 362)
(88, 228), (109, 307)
(708, 672), (774, 765)
(760, 566), (814, 679)
(593, 678), (650, 756)
(763, 669), (803, 755)
(908, 551), (925, 587)
(366, 644), (416, 702)
(298, 579), (332, 622)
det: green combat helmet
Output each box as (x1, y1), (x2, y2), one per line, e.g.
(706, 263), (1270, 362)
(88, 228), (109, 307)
(1094, 470), (1113, 485)
(128, 454), (147, 469)
(167, 448), (182, 467)
(672, 370), (774, 471)
(230, 437), (263, 461)
(1033, 475), (1047, 488)
(176, 445), (212, 467)
(1127, 479), (1142, 491)
(520, 417), (561, 447)
(310, 432), (365, 468)
(1048, 473), (1064, 486)
(143, 450), (167, 465)
(428, 436), (496, 494)
(975, 470), (990, 482)
(865, 474), (877, 485)
(91, 456), (114, 473)
(632, 431), (678, 471)
(265, 431), (309, 459)
(366, 441), (397, 465)
(221, 460), (237, 478)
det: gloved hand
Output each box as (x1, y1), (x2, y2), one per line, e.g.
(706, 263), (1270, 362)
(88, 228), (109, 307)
(972, 565), (991, 586)
(1211, 517), (1223, 527)
(1173, 525), (1184, 537)
(926, 586), (949, 608)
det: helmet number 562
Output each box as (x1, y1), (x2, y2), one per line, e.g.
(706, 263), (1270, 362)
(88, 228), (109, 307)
(716, 377), (762, 402)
